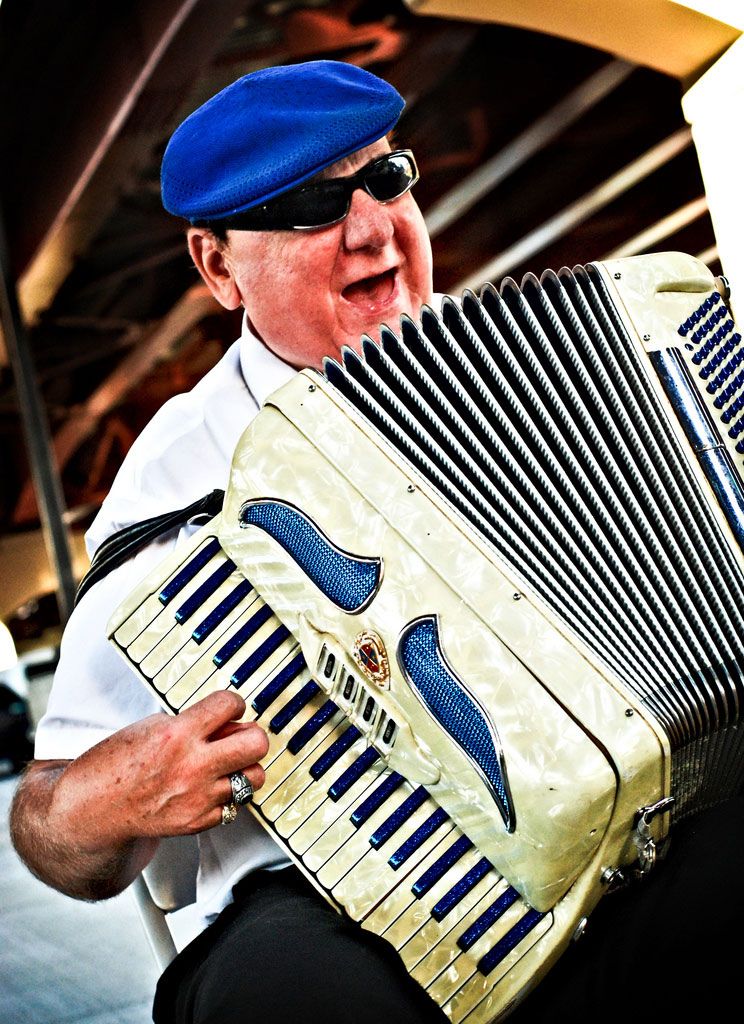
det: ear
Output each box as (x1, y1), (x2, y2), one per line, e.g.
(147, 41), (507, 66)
(187, 228), (242, 310)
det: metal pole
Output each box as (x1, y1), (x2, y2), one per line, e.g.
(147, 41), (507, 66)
(0, 205), (77, 624)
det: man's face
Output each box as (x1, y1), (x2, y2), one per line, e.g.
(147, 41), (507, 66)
(220, 139), (433, 370)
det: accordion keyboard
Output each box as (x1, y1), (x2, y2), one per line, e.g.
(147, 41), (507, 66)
(110, 532), (553, 1024)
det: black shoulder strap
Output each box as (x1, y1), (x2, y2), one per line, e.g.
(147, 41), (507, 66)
(75, 488), (225, 607)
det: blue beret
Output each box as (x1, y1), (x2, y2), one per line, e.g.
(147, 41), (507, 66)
(161, 60), (404, 222)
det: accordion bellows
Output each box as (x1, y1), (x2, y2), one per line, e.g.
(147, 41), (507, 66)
(109, 252), (744, 1023)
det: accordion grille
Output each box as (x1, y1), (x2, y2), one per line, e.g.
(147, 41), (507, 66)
(324, 265), (744, 817)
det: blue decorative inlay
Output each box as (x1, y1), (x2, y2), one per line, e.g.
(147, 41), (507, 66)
(239, 499), (382, 613)
(477, 908), (546, 976)
(159, 537), (221, 605)
(397, 616), (513, 829)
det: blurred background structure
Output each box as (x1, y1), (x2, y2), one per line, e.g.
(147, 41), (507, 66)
(0, 1), (743, 1020)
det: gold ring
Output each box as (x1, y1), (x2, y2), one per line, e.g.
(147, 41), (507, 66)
(221, 802), (238, 825)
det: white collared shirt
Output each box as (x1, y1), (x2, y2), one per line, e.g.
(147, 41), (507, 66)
(35, 315), (297, 931)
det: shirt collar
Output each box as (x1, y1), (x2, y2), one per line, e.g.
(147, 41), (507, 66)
(238, 312), (299, 409)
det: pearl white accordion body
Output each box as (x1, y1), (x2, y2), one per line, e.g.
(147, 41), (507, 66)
(108, 252), (744, 1023)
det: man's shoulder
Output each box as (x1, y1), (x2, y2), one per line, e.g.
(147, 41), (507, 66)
(86, 341), (257, 553)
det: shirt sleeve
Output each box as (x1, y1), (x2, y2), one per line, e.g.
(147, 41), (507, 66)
(33, 537), (176, 760)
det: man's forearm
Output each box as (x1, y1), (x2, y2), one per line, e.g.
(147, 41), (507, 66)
(10, 760), (158, 901)
(10, 691), (269, 902)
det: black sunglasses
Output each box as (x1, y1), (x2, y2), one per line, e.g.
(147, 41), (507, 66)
(206, 150), (419, 232)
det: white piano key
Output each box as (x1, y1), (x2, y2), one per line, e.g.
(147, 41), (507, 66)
(404, 873), (504, 984)
(148, 590), (261, 695)
(154, 608), (262, 705)
(332, 812), (456, 922)
(123, 547), (233, 661)
(139, 567), (248, 678)
(287, 757), (389, 857)
(251, 682), (328, 785)
(272, 737), (380, 838)
(442, 912), (552, 1024)
(266, 720), (366, 820)
(166, 614), (283, 710)
(260, 707), (347, 806)
(317, 789), (439, 894)
(178, 644), (308, 722)
(304, 779), (414, 878)
(364, 840), (481, 949)
(426, 892), (524, 1004)
(112, 534), (223, 649)
(257, 712), (354, 814)
(237, 638), (305, 709)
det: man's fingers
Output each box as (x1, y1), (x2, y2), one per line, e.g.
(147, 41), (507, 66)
(209, 720), (253, 741)
(179, 688), (247, 736)
(209, 721), (269, 776)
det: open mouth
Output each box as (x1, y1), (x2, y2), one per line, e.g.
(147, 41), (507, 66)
(341, 268), (397, 308)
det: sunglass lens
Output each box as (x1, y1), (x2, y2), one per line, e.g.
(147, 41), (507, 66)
(272, 181), (348, 229)
(366, 154), (416, 202)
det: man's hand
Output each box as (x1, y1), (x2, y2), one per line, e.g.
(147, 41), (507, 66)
(80, 688), (268, 837)
(10, 690), (268, 900)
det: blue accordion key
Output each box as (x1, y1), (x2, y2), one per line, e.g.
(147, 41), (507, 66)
(309, 726), (362, 780)
(369, 786), (429, 849)
(350, 772), (405, 827)
(269, 681), (321, 733)
(328, 747), (380, 801)
(411, 835), (474, 898)
(457, 887), (519, 951)
(388, 807), (449, 870)
(252, 653), (306, 715)
(431, 857), (494, 922)
(287, 700), (339, 755)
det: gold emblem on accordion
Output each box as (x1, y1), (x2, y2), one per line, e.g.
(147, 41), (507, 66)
(352, 630), (389, 686)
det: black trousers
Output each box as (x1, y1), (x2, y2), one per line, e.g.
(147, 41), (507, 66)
(153, 796), (743, 1024)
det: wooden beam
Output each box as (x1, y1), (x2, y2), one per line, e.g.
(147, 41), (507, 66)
(405, 0), (739, 81)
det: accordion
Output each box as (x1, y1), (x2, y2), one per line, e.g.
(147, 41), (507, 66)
(108, 251), (744, 1022)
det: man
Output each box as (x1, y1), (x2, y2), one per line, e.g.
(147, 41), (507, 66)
(10, 58), (743, 1024)
(10, 60), (443, 1024)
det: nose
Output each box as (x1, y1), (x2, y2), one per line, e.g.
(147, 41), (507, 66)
(342, 188), (395, 252)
